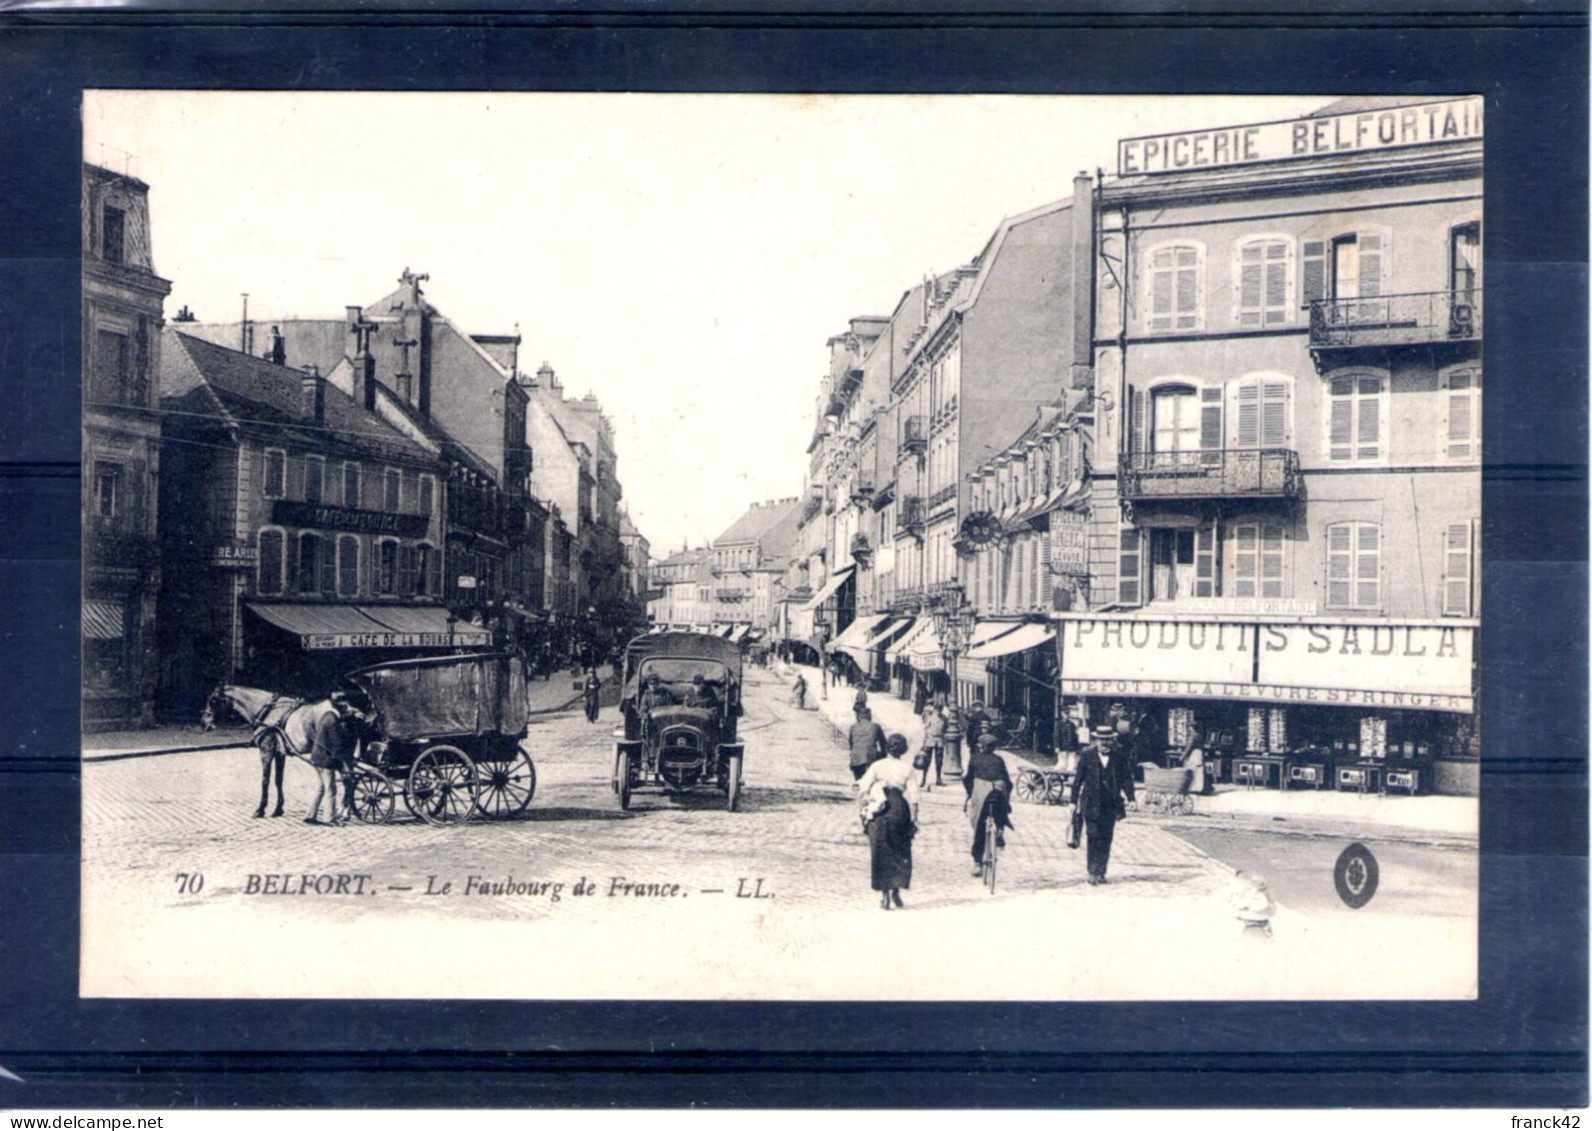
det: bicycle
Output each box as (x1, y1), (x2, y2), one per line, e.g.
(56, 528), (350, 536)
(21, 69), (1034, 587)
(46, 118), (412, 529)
(980, 810), (999, 893)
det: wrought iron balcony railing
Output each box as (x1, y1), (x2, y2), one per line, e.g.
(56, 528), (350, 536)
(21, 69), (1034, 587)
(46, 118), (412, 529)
(899, 496), (925, 531)
(1118, 448), (1302, 502)
(1309, 289), (1482, 351)
(928, 484), (957, 510)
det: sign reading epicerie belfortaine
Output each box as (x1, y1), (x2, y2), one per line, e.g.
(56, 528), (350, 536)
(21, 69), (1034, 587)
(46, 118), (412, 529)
(1057, 616), (1475, 713)
(1118, 96), (1483, 177)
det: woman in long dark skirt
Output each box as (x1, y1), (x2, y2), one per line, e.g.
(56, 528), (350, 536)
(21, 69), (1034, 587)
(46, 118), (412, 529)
(855, 733), (920, 910)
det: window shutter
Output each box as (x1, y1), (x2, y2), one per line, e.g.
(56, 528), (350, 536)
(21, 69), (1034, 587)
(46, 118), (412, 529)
(1194, 526), (1216, 597)
(344, 463), (361, 508)
(1358, 232), (1386, 298)
(1263, 244), (1290, 325)
(1261, 382), (1289, 447)
(1326, 524), (1352, 608)
(286, 455), (306, 501)
(1443, 521), (1474, 616)
(258, 531), (283, 595)
(399, 545), (418, 596)
(1118, 527), (1143, 605)
(1301, 240), (1327, 306)
(319, 536), (337, 593)
(1356, 376), (1382, 459)
(1175, 249), (1200, 330)
(1199, 386), (1223, 461)
(1150, 258), (1173, 332)
(1036, 533), (1049, 608)
(1260, 523), (1285, 598)
(1355, 524), (1381, 609)
(1237, 243), (1263, 327)
(1128, 385), (1146, 455)
(1234, 523), (1258, 598)
(1236, 383), (1260, 447)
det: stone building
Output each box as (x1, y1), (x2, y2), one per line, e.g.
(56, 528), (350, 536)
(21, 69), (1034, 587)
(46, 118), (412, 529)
(82, 163), (172, 729)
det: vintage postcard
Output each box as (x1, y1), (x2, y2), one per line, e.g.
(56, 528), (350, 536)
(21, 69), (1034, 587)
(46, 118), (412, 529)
(80, 91), (1480, 1000)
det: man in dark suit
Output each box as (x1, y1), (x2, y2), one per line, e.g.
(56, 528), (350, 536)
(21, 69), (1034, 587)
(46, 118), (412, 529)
(847, 707), (887, 781)
(1070, 724), (1137, 885)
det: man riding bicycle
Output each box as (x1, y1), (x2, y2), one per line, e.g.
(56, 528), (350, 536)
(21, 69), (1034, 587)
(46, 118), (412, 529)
(963, 732), (1015, 877)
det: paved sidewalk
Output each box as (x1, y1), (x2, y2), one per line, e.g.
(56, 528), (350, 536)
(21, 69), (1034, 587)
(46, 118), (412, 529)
(776, 660), (1476, 843)
(82, 668), (591, 760)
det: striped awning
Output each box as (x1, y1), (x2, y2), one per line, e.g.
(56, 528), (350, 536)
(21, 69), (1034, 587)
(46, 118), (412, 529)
(965, 621), (1055, 661)
(832, 614), (890, 662)
(887, 617), (933, 663)
(248, 603), (492, 649)
(82, 600), (125, 640)
(802, 567), (855, 611)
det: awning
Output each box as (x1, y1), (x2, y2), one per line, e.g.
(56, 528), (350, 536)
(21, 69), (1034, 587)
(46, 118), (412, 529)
(802, 567), (856, 610)
(832, 614), (890, 662)
(862, 617), (914, 652)
(729, 625), (751, 643)
(248, 602), (492, 651)
(968, 620), (1023, 649)
(907, 622), (944, 672)
(719, 625), (736, 639)
(82, 600), (125, 640)
(887, 617), (933, 663)
(965, 621), (1056, 661)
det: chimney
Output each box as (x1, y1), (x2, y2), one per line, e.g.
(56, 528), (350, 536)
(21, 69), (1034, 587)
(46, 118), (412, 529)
(301, 365), (325, 425)
(346, 305), (377, 410)
(1070, 171), (1096, 393)
(538, 361), (557, 389)
(268, 325), (286, 366)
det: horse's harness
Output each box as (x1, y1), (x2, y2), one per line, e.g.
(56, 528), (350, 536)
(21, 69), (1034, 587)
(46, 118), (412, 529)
(245, 695), (311, 759)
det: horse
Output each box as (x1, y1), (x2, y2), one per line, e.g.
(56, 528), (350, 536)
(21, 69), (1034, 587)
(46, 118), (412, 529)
(201, 684), (343, 818)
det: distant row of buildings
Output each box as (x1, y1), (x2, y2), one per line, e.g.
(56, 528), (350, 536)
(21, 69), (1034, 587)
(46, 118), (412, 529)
(684, 96), (1483, 795)
(84, 164), (649, 729)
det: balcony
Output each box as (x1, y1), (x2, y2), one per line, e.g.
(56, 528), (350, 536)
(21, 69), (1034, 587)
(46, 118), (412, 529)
(928, 484), (957, 512)
(901, 415), (927, 456)
(1309, 289), (1481, 372)
(899, 496), (925, 535)
(715, 588), (748, 602)
(1118, 448), (1302, 503)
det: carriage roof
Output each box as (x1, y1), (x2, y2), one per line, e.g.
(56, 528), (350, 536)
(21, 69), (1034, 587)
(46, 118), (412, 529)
(343, 652), (528, 741)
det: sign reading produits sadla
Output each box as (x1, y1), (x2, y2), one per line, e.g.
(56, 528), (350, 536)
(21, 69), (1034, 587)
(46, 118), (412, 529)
(1118, 96), (1483, 176)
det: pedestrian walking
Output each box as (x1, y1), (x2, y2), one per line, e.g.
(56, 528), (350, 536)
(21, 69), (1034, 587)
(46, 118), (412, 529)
(305, 694), (357, 826)
(792, 672), (808, 710)
(584, 670), (603, 723)
(1070, 724), (1137, 885)
(847, 706), (887, 781)
(853, 686), (869, 715)
(963, 732), (1014, 877)
(919, 701), (946, 790)
(856, 733), (919, 910)
(965, 699), (990, 748)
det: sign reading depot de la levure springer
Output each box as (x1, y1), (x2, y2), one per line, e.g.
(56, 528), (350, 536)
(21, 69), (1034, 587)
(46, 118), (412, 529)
(1118, 96), (1483, 177)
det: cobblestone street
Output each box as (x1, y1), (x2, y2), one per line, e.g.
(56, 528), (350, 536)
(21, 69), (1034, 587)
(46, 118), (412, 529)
(82, 665), (1473, 1001)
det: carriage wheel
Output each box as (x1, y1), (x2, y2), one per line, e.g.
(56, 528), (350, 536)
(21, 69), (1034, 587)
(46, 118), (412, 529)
(345, 765), (396, 825)
(725, 754), (743, 812)
(1044, 772), (1069, 806)
(477, 748), (537, 819)
(1015, 769), (1045, 804)
(615, 748), (632, 811)
(405, 744), (479, 826)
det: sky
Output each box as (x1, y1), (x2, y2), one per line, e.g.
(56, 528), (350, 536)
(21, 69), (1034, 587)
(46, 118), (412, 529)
(84, 91), (1327, 555)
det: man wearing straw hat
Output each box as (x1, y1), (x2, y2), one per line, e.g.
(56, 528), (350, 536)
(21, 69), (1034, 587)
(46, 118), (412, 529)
(1070, 723), (1136, 885)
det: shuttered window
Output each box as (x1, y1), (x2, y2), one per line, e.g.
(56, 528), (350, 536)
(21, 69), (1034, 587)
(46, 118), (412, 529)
(384, 469), (401, 513)
(297, 533), (322, 594)
(1302, 240), (1327, 308)
(1443, 367), (1481, 460)
(1233, 522), (1286, 599)
(263, 449), (286, 499)
(1118, 527), (1143, 606)
(1235, 237), (1293, 327)
(343, 462), (361, 508)
(1328, 375), (1385, 463)
(1326, 522), (1381, 611)
(1147, 244), (1203, 333)
(377, 539), (399, 595)
(399, 545), (420, 596)
(419, 474), (436, 518)
(257, 529), (284, 595)
(304, 456), (325, 504)
(1443, 521), (1476, 616)
(1234, 379), (1291, 448)
(337, 535), (360, 597)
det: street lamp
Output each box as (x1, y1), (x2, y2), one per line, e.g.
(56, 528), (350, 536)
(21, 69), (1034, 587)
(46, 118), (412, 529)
(933, 591), (972, 777)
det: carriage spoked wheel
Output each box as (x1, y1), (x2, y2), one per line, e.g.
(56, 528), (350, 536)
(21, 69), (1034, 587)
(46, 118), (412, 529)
(405, 744), (480, 826)
(345, 764), (397, 825)
(1014, 769), (1045, 804)
(476, 747), (537, 819)
(1044, 772), (1069, 806)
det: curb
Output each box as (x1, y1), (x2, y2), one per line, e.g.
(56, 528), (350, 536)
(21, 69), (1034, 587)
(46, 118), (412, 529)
(83, 740), (247, 763)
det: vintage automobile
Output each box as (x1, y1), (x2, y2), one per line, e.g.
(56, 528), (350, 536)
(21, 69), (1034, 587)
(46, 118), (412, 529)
(612, 630), (744, 811)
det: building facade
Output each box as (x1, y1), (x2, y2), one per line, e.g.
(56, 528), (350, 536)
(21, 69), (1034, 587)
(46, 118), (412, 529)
(1074, 96), (1482, 794)
(83, 163), (172, 729)
(157, 332), (480, 712)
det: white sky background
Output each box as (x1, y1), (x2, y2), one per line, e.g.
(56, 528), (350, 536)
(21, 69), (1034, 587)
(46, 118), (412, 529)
(84, 92), (1325, 555)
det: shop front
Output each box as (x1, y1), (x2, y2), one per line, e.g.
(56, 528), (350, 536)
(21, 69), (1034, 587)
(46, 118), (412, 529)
(1055, 614), (1479, 795)
(245, 601), (493, 696)
(964, 621), (1058, 753)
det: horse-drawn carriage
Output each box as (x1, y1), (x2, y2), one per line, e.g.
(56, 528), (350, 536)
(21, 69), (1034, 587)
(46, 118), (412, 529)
(342, 652), (537, 825)
(204, 652), (537, 827)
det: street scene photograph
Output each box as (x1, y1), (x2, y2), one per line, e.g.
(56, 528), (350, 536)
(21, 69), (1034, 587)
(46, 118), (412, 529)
(80, 90), (1481, 1001)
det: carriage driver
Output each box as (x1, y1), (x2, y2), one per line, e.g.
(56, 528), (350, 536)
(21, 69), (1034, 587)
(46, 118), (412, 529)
(306, 693), (359, 826)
